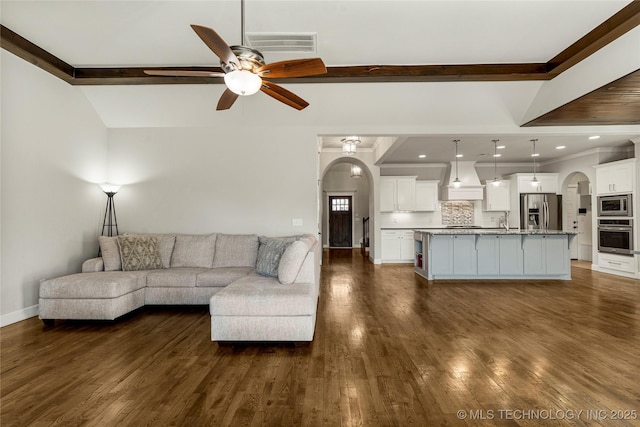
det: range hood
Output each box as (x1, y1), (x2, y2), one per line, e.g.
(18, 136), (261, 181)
(441, 161), (485, 200)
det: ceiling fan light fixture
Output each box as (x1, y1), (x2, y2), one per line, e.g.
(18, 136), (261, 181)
(224, 70), (262, 96)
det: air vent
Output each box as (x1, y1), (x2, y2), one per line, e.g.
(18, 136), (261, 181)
(245, 32), (317, 53)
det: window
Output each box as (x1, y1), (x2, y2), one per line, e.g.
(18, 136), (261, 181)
(331, 198), (350, 212)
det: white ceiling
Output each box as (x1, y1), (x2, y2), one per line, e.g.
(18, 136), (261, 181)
(1, 1), (638, 164)
(1, 1), (631, 67)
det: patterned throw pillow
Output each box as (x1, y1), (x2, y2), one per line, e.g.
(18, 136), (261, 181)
(256, 237), (296, 277)
(117, 236), (163, 271)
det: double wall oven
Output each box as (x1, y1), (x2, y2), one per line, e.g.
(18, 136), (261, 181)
(598, 219), (633, 256)
(597, 194), (634, 256)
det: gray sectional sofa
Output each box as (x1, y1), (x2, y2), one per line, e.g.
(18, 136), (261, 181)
(39, 233), (320, 342)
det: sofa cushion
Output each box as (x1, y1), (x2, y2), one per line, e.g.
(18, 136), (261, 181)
(209, 276), (316, 316)
(213, 234), (259, 268)
(277, 240), (309, 284)
(125, 233), (176, 268)
(146, 268), (209, 287)
(170, 234), (216, 268)
(40, 272), (145, 299)
(117, 236), (163, 271)
(99, 236), (121, 271)
(256, 236), (296, 277)
(195, 267), (254, 287)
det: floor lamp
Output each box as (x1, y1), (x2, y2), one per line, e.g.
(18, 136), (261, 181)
(100, 183), (120, 237)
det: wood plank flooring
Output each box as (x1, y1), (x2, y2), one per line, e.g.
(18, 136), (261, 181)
(2, 250), (639, 426)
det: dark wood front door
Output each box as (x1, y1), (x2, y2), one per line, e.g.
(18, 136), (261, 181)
(329, 196), (352, 247)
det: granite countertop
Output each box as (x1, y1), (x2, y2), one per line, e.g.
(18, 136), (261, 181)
(415, 229), (577, 235)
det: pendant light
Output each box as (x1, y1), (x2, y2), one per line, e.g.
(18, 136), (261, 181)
(530, 138), (539, 187)
(341, 136), (361, 156)
(453, 139), (462, 188)
(350, 164), (362, 178)
(491, 139), (501, 187)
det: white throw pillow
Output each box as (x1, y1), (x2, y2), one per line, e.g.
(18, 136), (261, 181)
(278, 240), (309, 284)
(99, 236), (121, 271)
(170, 234), (217, 268)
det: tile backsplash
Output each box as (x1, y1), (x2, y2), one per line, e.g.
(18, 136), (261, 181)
(441, 201), (474, 225)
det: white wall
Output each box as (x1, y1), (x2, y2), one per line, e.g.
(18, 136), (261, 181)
(107, 126), (318, 237)
(1, 51), (108, 325)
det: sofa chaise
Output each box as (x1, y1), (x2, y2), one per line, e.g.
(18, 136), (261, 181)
(39, 233), (320, 342)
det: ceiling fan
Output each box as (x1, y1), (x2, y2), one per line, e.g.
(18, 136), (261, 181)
(144, 1), (327, 111)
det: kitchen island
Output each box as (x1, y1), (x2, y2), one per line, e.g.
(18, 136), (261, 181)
(414, 229), (576, 280)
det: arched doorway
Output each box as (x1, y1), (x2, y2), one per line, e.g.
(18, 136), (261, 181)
(564, 171), (593, 262)
(320, 159), (372, 253)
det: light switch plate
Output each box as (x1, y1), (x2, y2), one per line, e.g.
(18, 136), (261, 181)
(292, 218), (303, 227)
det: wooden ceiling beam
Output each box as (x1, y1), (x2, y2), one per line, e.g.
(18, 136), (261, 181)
(71, 63), (551, 85)
(546, 1), (640, 76)
(0, 25), (74, 82)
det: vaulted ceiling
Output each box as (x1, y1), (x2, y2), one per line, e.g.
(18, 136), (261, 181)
(1, 0), (639, 163)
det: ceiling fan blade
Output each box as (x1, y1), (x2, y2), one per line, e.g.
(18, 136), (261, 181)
(144, 70), (225, 78)
(260, 81), (309, 110)
(190, 24), (239, 68)
(217, 88), (239, 110)
(257, 58), (327, 78)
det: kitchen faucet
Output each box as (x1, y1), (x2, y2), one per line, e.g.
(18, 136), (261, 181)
(503, 211), (510, 231)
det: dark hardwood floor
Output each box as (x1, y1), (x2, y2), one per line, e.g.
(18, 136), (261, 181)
(2, 250), (639, 426)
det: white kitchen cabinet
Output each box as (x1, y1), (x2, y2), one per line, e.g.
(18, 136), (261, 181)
(380, 176), (416, 212)
(499, 235), (524, 275)
(415, 180), (439, 211)
(515, 174), (558, 194)
(477, 236), (500, 275)
(429, 234), (476, 275)
(381, 230), (414, 262)
(476, 235), (522, 276)
(598, 252), (637, 274)
(483, 180), (511, 211)
(522, 234), (569, 275)
(452, 235), (477, 275)
(429, 235), (454, 275)
(595, 159), (635, 195)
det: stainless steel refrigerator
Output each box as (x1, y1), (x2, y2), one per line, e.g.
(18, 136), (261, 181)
(520, 194), (562, 230)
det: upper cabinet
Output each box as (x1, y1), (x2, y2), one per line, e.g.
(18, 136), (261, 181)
(415, 181), (439, 211)
(483, 180), (510, 211)
(595, 159), (636, 195)
(380, 176), (416, 212)
(508, 173), (559, 194)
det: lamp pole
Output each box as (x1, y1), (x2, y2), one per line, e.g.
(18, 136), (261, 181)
(99, 184), (121, 237)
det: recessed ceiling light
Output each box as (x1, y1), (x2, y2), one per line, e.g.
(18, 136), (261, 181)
(418, 154), (426, 158)
(589, 135), (600, 140)
(531, 153), (540, 157)
(556, 146), (566, 150)
(456, 154), (463, 158)
(496, 145), (505, 149)
(493, 154), (501, 157)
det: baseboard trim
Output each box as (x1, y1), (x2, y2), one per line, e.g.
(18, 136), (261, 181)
(1, 305), (39, 327)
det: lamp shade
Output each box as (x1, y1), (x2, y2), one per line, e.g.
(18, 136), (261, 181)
(99, 183), (121, 194)
(224, 70), (262, 96)
(350, 165), (362, 178)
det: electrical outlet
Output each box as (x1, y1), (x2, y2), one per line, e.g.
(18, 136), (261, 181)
(292, 218), (303, 227)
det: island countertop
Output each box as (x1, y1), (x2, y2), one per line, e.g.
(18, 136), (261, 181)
(415, 229), (576, 235)
(413, 230), (576, 280)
